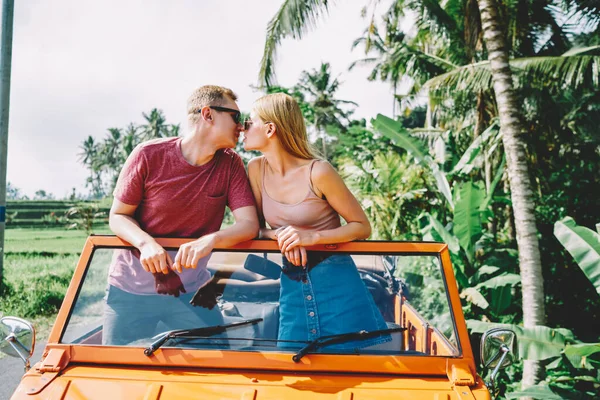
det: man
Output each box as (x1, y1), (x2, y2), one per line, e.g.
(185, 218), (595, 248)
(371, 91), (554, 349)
(103, 85), (259, 345)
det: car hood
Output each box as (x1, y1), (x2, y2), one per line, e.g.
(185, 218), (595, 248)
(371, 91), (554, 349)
(12, 364), (490, 399)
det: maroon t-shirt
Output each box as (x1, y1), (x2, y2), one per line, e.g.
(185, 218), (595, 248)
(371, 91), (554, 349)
(108, 137), (255, 294)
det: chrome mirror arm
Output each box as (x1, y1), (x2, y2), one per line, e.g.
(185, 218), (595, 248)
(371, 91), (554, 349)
(485, 344), (509, 395)
(5, 333), (32, 371)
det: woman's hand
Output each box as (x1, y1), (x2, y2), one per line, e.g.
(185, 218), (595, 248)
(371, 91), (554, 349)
(276, 226), (318, 253)
(284, 246), (307, 267)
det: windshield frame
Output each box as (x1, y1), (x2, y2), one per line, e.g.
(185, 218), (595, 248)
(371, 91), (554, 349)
(47, 235), (475, 377)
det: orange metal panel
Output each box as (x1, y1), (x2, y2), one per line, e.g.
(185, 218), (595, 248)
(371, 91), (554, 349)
(35, 343), (456, 377)
(12, 364), (490, 400)
(439, 248), (476, 373)
(85, 235), (447, 254)
(47, 237), (96, 344)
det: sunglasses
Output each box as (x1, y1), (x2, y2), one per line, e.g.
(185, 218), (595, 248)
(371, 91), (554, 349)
(206, 106), (241, 124)
(243, 119), (271, 131)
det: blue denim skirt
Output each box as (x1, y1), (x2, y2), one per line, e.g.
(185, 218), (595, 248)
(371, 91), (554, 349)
(278, 254), (391, 350)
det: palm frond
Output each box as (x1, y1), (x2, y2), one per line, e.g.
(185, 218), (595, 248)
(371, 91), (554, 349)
(259, 0), (332, 87)
(425, 48), (600, 95)
(348, 57), (380, 71)
(424, 60), (494, 94)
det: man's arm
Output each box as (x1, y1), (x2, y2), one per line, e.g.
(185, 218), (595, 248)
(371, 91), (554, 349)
(173, 205), (259, 272)
(109, 198), (173, 274)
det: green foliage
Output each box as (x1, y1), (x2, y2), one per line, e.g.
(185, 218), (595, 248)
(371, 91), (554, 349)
(340, 150), (434, 240)
(425, 47), (600, 97)
(372, 114), (454, 209)
(65, 203), (107, 236)
(259, 0), (331, 87)
(78, 108), (179, 197)
(453, 181), (485, 263)
(469, 321), (575, 361)
(554, 217), (600, 296)
(6, 200), (110, 229)
(6, 182), (27, 200)
(1, 253), (79, 319)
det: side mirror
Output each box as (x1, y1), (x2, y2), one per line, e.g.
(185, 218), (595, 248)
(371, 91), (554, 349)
(481, 328), (518, 394)
(0, 316), (36, 371)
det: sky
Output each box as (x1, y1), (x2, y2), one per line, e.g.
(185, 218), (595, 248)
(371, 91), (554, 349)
(5, 0), (398, 198)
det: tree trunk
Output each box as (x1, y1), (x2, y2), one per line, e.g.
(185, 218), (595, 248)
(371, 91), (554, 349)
(477, 0), (546, 391)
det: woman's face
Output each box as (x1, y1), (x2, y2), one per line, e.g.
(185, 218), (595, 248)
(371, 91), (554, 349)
(242, 111), (271, 151)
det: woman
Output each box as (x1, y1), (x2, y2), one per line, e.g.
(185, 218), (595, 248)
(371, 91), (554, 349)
(243, 92), (390, 350)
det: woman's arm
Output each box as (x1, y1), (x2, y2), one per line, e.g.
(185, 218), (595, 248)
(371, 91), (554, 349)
(277, 161), (371, 253)
(248, 157), (279, 240)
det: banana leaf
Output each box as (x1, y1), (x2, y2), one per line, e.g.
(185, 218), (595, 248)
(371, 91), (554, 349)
(460, 287), (489, 309)
(476, 273), (521, 289)
(467, 321), (573, 360)
(453, 182), (485, 263)
(426, 213), (460, 253)
(505, 383), (563, 400)
(488, 285), (513, 315)
(450, 122), (499, 176)
(372, 114), (454, 209)
(554, 217), (600, 296)
(564, 343), (600, 369)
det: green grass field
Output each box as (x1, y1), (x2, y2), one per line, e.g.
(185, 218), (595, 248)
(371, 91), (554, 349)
(1, 227), (111, 340)
(4, 227), (111, 254)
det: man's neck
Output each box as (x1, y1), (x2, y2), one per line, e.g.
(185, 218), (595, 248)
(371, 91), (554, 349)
(180, 132), (221, 166)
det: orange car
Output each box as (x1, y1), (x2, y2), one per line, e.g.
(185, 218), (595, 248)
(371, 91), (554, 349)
(1, 236), (517, 399)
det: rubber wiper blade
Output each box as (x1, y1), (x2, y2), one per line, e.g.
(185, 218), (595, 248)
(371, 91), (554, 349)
(292, 326), (406, 363)
(144, 318), (263, 356)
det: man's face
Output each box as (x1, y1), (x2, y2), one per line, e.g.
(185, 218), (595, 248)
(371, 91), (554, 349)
(208, 97), (242, 148)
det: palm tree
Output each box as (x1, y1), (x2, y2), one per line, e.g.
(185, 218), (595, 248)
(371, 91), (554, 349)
(78, 136), (98, 167)
(78, 136), (104, 198)
(140, 108), (170, 140)
(297, 62), (357, 159)
(350, 15), (457, 117)
(476, 0), (545, 388)
(119, 123), (141, 166)
(257, 0), (586, 388)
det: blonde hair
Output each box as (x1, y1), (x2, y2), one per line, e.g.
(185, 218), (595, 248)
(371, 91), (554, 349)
(187, 85), (238, 124)
(254, 93), (317, 160)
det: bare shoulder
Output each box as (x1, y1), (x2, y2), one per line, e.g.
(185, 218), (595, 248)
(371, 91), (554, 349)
(311, 159), (339, 183)
(247, 156), (265, 179)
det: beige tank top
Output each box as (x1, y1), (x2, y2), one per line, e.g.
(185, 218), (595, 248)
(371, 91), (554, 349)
(261, 158), (341, 231)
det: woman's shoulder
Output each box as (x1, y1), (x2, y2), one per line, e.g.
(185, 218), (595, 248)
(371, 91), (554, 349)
(310, 159), (337, 181)
(248, 156), (265, 169)
(247, 156), (265, 179)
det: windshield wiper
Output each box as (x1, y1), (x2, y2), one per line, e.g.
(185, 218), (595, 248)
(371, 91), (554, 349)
(144, 318), (263, 356)
(292, 326), (406, 363)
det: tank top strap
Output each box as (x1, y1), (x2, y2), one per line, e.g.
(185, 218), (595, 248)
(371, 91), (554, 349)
(308, 159), (321, 199)
(260, 157), (267, 194)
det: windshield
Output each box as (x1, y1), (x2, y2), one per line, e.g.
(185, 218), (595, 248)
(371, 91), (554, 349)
(60, 244), (460, 357)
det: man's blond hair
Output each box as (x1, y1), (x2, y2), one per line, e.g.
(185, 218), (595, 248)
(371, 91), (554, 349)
(187, 85), (238, 123)
(254, 93), (317, 160)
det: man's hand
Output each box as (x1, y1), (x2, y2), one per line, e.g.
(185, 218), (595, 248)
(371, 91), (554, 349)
(154, 270), (187, 297)
(173, 234), (217, 273)
(276, 226), (318, 253)
(284, 246), (307, 267)
(139, 241), (174, 274)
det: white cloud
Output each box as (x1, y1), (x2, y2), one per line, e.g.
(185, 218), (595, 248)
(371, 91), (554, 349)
(6, 0), (398, 198)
